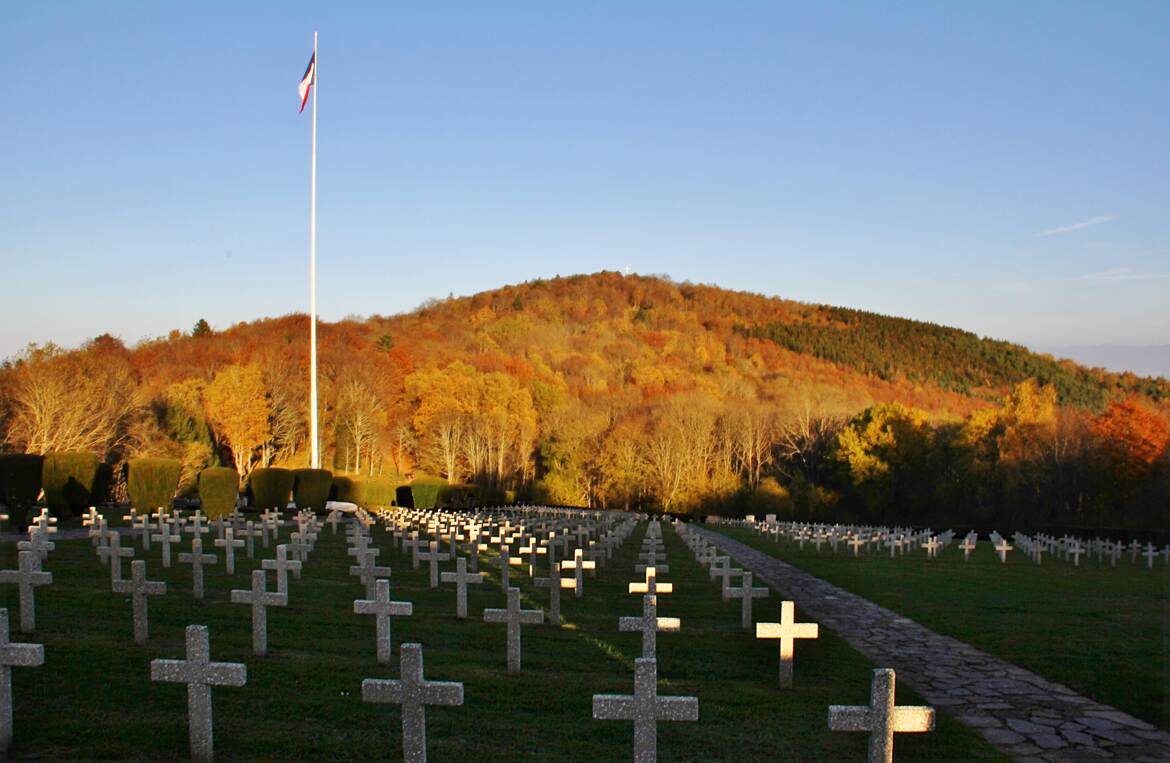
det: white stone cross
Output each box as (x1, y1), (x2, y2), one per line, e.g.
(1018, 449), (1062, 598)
(349, 549), (393, 600)
(828, 668), (934, 763)
(494, 544), (520, 590)
(619, 594), (680, 658)
(725, 570), (768, 630)
(0, 551), (53, 634)
(97, 531), (135, 584)
(534, 563), (576, 622)
(178, 538), (217, 600)
(354, 578), (413, 665)
(593, 657), (698, 763)
(262, 544), (302, 595)
(213, 528), (245, 576)
(152, 521), (182, 568)
(112, 559), (166, 645)
(756, 601), (818, 688)
(150, 625), (246, 762)
(629, 567), (673, 596)
(994, 539), (1012, 563)
(958, 535), (976, 562)
(920, 536), (940, 559)
(362, 643), (463, 763)
(0, 608), (44, 752)
(483, 586), (544, 673)
(230, 570), (288, 656)
(561, 548), (596, 598)
(17, 528), (54, 562)
(418, 541), (450, 589)
(439, 557), (484, 619)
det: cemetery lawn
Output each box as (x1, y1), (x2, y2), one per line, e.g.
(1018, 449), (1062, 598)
(0, 518), (1009, 761)
(714, 526), (1170, 732)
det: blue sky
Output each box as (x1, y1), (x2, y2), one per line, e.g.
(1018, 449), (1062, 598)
(4, 1), (1168, 360)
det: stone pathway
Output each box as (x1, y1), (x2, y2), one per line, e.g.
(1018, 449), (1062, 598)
(696, 527), (1170, 762)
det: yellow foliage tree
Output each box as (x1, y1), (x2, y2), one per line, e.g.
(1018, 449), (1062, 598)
(203, 364), (271, 478)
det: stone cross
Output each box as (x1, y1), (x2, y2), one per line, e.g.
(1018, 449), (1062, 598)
(17, 529), (54, 562)
(230, 570), (288, 656)
(286, 532), (311, 565)
(755, 601), (818, 688)
(629, 567), (673, 596)
(920, 536), (940, 559)
(418, 541), (450, 589)
(483, 586), (543, 673)
(152, 521), (181, 568)
(361, 643), (463, 763)
(0, 609), (44, 752)
(439, 557), (484, 619)
(403, 532), (424, 569)
(98, 531), (135, 584)
(242, 521), (259, 559)
(534, 563), (575, 622)
(150, 625), (247, 763)
(828, 668), (935, 763)
(494, 545), (518, 590)
(958, 535), (976, 562)
(561, 548), (595, 598)
(178, 538), (217, 600)
(349, 550), (393, 600)
(262, 544), (302, 595)
(994, 539), (1012, 563)
(112, 560), (166, 645)
(354, 578), (413, 665)
(593, 657), (698, 763)
(725, 571), (768, 630)
(619, 594), (680, 658)
(0, 552), (53, 633)
(213, 528), (245, 575)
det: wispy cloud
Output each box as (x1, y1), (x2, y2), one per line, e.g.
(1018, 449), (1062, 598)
(1071, 267), (1170, 284)
(1039, 215), (1115, 237)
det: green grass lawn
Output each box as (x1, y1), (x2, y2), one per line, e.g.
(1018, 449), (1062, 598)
(713, 524), (1170, 732)
(1, 515), (1007, 761)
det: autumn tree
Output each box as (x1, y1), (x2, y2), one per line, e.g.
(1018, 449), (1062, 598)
(203, 364), (271, 477)
(835, 402), (934, 524)
(1091, 397), (1169, 480)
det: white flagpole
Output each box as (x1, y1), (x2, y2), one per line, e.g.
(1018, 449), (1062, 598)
(309, 31), (320, 469)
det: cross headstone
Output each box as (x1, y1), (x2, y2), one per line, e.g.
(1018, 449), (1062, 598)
(0, 609), (44, 752)
(262, 544), (302, 596)
(178, 538), (217, 600)
(150, 625), (246, 763)
(724, 571), (768, 630)
(619, 594), (680, 658)
(561, 548), (596, 598)
(349, 549), (393, 600)
(213, 528), (244, 576)
(152, 521), (181, 568)
(112, 560), (166, 645)
(629, 567), (673, 596)
(483, 586), (543, 673)
(958, 535), (976, 562)
(828, 668), (934, 763)
(418, 541), (450, 589)
(593, 657), (698, 763)
(439, 557), (484, 619)
(354, 578), (413, 665)
(361, 643), (463, 763)
(755, 601), (818, 688)
(230, 570), (288, 656)
(0, 552), (53, 633)
(994, 539), (1012, 563)
(97, 531), (134, 584)
(534, 563), (576, 622)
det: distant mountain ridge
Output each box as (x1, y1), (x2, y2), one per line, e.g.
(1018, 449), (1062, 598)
(1032, 344), (1170, 381)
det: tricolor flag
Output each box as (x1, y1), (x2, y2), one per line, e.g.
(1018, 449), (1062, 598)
(298, 52), (316, 113)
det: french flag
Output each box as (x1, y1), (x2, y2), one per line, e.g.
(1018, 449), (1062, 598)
(298, 52), (316, 113)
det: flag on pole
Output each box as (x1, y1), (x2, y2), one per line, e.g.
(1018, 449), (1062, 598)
(298, 52), (316, 113)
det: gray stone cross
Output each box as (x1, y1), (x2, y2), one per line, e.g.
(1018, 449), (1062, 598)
(439, 557), (484, 619)
(629, 567), (673, 596)
(354, 578), (413, 665)
(213, 528), (245, 575)
(361, 642), (463, 763)
(561, 548), (595, 598)
(418, 541), (450, 589)
(534, 562), (576, 622)
(152, 521), (181, 568)
(483, 586), (544, 673)
(494, 545), (518, 590)
(725, 570), (768, 630)
(0, 608), (44, 752)
(958, 535), (976, 562)
(349, 549), (393, 600)
(150, 625), (247, 763)
(592, 656), (698, 763)
(178, 538), (217, 600)
(0, 551), (53, 633)
(262, 544), (302, 595)
(755, 601), (818, 688)
(112, 559), (166, 645)
(230, 570), (287, 656)
(97, 531), (135, 584)
(828, 668), (934, 763)
(619, 594), (680, 658)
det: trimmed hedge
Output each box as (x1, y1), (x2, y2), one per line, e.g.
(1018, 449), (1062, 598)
(395, 485), (414, 508)
(42, 451), (100, 517)
(365, 477), (397, 507)
(198, 467), (239, 519)
(331, 475), (368, 506)
(0, 454), (44, 530)
(126, 457), (182, 512)
(437, 483), (478, 509)
(293, 469), (332, 513)
(250, 468), (294, 511)
(409, 478), (444, 510)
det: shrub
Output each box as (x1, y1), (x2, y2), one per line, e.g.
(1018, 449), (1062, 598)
(438, 483), (478, 508)
(331, 475), (368, 505)
(0, 454), (44, 529)
(42, 451), (100, 517)
(293, 469), (332, 513)
(198, 467), (239, 519)
(410, 478), (444, 510)
(365, 477), (397, 507)
(395, 485), (414, 508)
(250, 468), (294, 511)
(126, 458), (182, 513)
